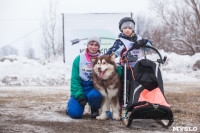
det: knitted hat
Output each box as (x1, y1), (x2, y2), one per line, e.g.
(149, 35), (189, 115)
(87, 36), (101, 47)
(120, 21), (135, 31)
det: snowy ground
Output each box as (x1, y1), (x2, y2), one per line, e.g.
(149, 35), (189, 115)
(0, 52), (200, 132)
(0, 56), (71, 86)
(0, 83), (200, 133)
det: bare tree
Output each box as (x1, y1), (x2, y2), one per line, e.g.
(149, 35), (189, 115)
(135, 15), (146, 36)
(25, 38), (36, 59)
(134, 15), (171, 50)
(27, 48), (36, 59)
(153, 0), (200, 55)
(41, 0), (62, 59)
(134, 15), (153, 42)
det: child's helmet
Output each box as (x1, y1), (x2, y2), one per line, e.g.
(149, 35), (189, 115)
(119, 17), (135, 32)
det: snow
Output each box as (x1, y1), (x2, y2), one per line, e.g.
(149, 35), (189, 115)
(0, 55), (71, 86)
(145, 50), (200, 83)
(0, 51), (200, 132)
(0, 86), (82, 132)
(0, 51), (200, 86)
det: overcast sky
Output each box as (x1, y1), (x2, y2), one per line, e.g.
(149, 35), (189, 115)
(0, 0), (151, 53)
(0, 0), (150, 18)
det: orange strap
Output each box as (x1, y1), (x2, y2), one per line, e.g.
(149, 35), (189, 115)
(120, 57), (135, 80)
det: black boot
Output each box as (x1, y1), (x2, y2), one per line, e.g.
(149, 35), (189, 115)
(91, 108), (99, 118)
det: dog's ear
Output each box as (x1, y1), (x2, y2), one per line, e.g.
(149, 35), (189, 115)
(91, 57), (97, 64)
(110, 52), (115, 62)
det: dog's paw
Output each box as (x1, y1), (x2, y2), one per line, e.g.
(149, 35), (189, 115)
(96, 114), (107, 120)
(113, 113), (120, 120)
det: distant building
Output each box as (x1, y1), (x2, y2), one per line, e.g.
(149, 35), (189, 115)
(0, 45), (18, 57)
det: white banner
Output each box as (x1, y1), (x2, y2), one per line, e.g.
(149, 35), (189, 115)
(63, 13), (131, 64)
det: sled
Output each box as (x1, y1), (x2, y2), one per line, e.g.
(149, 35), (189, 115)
(121, 45), (174, 128)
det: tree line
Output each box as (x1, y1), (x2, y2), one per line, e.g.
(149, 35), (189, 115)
(1, 0), (199, 59)
(137, 0), (200, 55)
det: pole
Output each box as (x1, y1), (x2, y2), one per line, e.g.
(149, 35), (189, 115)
(122, 60), (128, 126)
(62, 13), (65, 63)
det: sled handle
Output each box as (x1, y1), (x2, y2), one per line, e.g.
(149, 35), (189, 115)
(125, 45), (165, 64)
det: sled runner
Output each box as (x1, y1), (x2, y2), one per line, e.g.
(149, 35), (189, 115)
(121, 45), (174, 128)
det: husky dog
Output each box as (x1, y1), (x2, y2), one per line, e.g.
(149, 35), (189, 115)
(91, 53), (121, 120)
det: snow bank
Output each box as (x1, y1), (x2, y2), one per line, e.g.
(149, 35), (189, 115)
(0, 55), (71, 86)
(146, 50), (200, 83)
(0, 51), (200, 86)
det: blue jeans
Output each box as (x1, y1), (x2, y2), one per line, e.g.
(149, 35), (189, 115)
(67, 87), (102, 119)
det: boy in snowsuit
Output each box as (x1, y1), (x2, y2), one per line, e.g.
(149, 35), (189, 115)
(105, 17), (152, 106)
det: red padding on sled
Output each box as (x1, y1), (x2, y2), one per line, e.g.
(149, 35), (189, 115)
(138, 88), (170, 107)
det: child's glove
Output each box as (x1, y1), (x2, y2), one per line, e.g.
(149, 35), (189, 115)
(78, 97), (87, 106)
(134, 39), (148, 49)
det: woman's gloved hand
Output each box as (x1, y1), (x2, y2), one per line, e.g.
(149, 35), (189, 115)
(78, 97), (87, 106)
